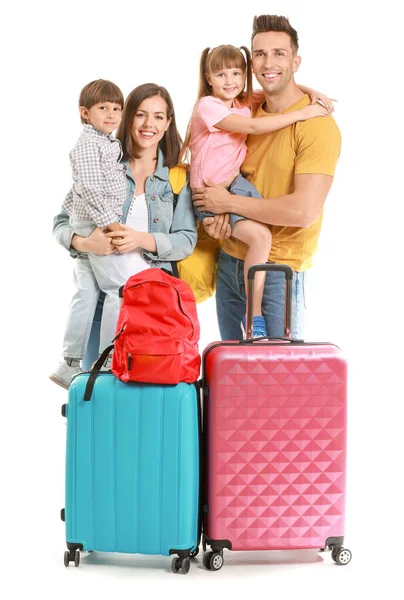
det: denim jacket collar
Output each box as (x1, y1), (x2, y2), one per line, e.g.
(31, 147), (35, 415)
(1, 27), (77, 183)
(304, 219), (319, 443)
(154, 149), (169, 181)
(122, 148), (169, 184)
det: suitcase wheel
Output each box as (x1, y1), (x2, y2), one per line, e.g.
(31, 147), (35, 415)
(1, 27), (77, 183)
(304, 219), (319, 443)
(171, 556), (190, 575)
(63, 548), (81, 567)
(203, 551), (224, 571)
(332, 547), (352, 566)
(74, 549), (80, 567)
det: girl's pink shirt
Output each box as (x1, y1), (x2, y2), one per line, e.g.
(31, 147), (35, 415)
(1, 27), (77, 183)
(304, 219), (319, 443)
(189, 96), (250, 188)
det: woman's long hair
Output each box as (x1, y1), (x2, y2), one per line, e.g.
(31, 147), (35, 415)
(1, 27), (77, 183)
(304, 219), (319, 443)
(180, 45), (253, 164)
(117, 83), (182, 168)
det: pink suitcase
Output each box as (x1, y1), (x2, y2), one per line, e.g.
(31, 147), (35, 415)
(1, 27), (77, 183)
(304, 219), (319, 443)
(201, 264), (351, 571)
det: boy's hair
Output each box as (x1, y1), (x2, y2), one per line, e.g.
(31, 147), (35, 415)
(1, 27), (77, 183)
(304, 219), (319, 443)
(79, 79), (124, 124)
(116, 83), (182, 168)
(251, 14), (299, 54)
(180, 45), (252, 163)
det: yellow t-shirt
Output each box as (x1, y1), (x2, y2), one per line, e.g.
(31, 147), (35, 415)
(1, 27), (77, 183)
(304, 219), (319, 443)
(221, 94), (342, 271)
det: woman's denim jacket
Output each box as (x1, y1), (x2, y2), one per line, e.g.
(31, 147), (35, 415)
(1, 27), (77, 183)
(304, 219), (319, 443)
(53, 149), (197, 273)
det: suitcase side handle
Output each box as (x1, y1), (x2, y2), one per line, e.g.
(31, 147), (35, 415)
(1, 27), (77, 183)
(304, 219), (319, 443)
(246, 263), (293, 340)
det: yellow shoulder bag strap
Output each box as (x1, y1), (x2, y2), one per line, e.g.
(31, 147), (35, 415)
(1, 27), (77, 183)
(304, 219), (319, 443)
(169, 164), (187, 196)
(168, 165), (221, 304)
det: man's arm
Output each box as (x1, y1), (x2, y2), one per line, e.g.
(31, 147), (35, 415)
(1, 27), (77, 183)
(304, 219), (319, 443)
(193, 173), (334, 229)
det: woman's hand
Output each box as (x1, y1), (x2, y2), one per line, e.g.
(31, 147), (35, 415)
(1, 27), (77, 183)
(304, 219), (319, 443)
(106, 224), (143, 253)
(203, 214), (231, 240)
(72, 227), (116, 255)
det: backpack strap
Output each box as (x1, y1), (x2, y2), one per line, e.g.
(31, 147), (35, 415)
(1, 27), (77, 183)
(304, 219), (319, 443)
(169, 164), (188, 199)
(169, 164), (188, 278)
(83, 344), (114, 401)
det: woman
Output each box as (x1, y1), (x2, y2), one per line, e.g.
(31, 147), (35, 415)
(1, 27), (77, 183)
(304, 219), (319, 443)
(52, 83), (197, 377)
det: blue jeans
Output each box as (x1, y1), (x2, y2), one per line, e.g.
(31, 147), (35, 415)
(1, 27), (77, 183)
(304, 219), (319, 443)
(216, 250), (306, 340)
(82, 293), (105, 371)
(194, 174), (262, 229)
(62, 252), (128, 360)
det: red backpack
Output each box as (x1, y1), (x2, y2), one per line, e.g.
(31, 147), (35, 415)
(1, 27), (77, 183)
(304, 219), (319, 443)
(111, 268), (201, 384)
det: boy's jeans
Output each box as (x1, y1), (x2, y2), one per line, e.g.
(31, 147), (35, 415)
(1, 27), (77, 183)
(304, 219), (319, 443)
(62, 253), (128, 359)
(215, 250), (306, 340)
(62, 220), (129, 360)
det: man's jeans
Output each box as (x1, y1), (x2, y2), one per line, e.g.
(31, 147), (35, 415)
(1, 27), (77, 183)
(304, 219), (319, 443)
(216, 250), (306, 340)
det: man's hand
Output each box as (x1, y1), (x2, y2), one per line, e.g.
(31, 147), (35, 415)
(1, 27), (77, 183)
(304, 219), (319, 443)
(193, 180), (233, 214)
(203, 214), (231, 240)
(72, 227), (116, 255)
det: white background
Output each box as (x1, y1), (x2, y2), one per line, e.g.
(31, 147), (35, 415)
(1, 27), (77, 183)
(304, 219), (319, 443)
(2, 0), (403, 598)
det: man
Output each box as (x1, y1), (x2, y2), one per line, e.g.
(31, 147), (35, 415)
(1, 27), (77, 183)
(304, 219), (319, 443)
(195, 14), (341, 340)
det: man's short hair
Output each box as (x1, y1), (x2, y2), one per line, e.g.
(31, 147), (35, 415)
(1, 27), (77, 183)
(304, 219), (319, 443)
(79, 79), (124, 124)
(252, 15), (299, 54)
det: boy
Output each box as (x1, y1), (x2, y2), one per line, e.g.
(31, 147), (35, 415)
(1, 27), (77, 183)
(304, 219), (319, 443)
(50, 79), (126, 389)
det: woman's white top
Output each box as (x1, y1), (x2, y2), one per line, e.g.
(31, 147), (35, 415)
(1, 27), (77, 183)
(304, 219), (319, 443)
(124, 193), (151, 275)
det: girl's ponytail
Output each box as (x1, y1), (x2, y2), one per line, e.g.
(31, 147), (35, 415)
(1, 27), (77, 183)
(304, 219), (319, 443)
(240, 45), (253, 106)
(197, 47), (212, 98)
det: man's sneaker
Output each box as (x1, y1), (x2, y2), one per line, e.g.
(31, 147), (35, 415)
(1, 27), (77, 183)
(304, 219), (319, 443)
(240, 315), (268, 339)
(49, 359), (82, 390)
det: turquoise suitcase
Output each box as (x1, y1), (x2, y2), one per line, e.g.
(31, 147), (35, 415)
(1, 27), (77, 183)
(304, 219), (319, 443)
(61, 373), (201, 574)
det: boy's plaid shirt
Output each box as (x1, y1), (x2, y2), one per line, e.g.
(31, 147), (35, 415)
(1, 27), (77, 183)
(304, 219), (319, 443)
(62, 125), (126, 228)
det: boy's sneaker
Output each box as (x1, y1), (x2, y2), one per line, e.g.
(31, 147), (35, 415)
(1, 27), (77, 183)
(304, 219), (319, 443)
(49, 359), (82, 390)
(240, 315), (268, 339)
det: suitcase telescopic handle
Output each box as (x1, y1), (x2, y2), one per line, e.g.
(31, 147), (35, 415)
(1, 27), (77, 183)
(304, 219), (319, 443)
(246, 263), (293, 340)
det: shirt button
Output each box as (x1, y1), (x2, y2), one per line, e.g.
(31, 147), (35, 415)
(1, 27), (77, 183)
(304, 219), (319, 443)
(150, 176), (155, 181)
(151, 195), (156, 200)
(154, 217), (159, 223)
(156, 261), (161, 266)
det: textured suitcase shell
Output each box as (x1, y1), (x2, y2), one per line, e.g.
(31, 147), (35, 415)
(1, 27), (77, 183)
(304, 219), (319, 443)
(203, 341), (347, 551)
(64, 373), (200, 556)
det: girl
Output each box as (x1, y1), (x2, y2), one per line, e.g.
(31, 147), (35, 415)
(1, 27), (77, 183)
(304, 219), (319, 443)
(182, 45), (331, 338)
(51, 83), (197, 387)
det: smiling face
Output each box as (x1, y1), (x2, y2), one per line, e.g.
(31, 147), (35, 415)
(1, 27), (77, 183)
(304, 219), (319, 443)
(130, 95), (172, 152)
(206, 67), (246, 107)
(80, 101), (122, 135)
(252, 31), (301, 96)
